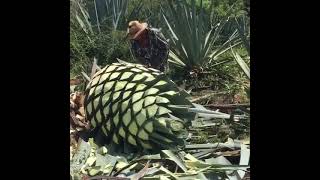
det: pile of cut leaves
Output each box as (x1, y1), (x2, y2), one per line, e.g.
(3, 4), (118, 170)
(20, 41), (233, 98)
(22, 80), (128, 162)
(71, 137), (249, 180)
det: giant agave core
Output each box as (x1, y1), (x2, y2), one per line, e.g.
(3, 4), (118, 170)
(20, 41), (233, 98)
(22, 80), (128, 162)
(84, 62), (195, 150)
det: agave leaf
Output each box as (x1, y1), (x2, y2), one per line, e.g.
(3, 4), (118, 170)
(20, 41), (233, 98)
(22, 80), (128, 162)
(238, 143), (250, 178)
(158, 166), (179, 179)
(205, 156), (242, 180)
(137, 154), (161, 161)
(88, 166), (102, 176)
(75, 0), (93, 34)
(86, 156), (97, 166)
(161, 150), (187, 172)
(168, 51), (186, 67)
(231, 47), (250, 79)
(75, 14), (88, 34)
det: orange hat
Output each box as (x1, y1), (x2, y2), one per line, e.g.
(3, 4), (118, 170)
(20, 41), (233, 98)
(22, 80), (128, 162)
(127, 20), (148, 40)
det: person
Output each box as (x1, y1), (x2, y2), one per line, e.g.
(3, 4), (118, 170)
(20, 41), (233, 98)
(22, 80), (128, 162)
(126, 20), (169, 72)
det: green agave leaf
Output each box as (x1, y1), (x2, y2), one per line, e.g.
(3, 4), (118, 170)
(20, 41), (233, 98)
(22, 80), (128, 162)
(156, 97), (170, 104)
(158, 166), (179, 179)
(105, 65), (118, 73)
(113, 134), (119, 144)
(114, 81), (128, 91)
(153, 80), (168, 87)
(112, 102), (119, 114)
(93, 98), (100, 111)
(128, 121), (138, 135)
(157, 106), (172, 116)
(101, 92), (111, 105)
(113, 112), (120, 126)
(145, 76), (156, 82)
(159, 91), (177, 97)
(103, 105), (110, 117)
(86, 156), (96, 167)
(123, 91), (132, 100)
(144, 121), (153, 133)
(112, 91), (121, 101)
(109, 72), (120, 81)
(98, 73), (110, 84)
(136, 109), (147, 126)
(136, 84), (147, 91)
(121, 99), (130, 112)
(131, 68), (143, 73)
(75, 14), (88, 34)
(147, 104), (158, 118)
(145, 88), (160, 96)
(132, 92), (144, 103)
(138, 66), (150, 72)
(132, 74), (145, 82)
(88, 166), (101, 176)
(125, 83), (136, 90)
(161, 150), (187, 172)
(120, 72), (134, 80)
(106, 120), (111, 131)
(119, 126), (126, 138)
(231, 47), (250, 79)
(238, 143), (250, 178)
(144, 96), (156, 107)
(128, 134), (137, 146)
(94, 84), (104, 93)
(104, 81), (115, 92)
(133, 99), (144, 113)
(138, 129), (149, 140)
(139, 139), (152, 149)
(90, 118), (96, 128)
(123, 109), (131, 126)
(116, 66), (128, 71)
(95, 111), (102, 123)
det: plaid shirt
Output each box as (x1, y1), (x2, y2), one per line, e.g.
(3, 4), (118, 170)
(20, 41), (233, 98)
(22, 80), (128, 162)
(130, 28), (169, 72)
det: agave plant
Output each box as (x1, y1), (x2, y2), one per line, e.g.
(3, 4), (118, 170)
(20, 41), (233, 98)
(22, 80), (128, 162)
(91, 0), (129, 31)
(71, 0), (137, 33)
(81, 61), (232, 152)
(82, 62), (196, 151)
(162, 0), (241, 71)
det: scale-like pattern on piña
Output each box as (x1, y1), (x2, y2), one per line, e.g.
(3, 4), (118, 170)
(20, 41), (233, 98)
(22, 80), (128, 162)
(84, 62), (195, 150)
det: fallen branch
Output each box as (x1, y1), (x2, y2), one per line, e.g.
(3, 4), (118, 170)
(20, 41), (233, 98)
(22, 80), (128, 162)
(191, 92), (228, 103)
(185, 142), (241, 150)
(204, 103), (250, 109)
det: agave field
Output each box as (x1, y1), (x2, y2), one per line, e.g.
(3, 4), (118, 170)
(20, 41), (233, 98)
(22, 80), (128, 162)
(70, 0), (250, 179)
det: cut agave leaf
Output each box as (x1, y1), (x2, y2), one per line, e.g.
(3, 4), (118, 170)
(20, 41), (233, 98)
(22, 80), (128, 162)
(161, 150), (187, 172)
(88, 166), (101, 176)
(144, 96), (156, 107)
(145, 88), (159, 96)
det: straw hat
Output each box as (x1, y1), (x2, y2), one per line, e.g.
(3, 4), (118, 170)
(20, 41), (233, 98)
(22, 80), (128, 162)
(127, 20), (148, 40)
